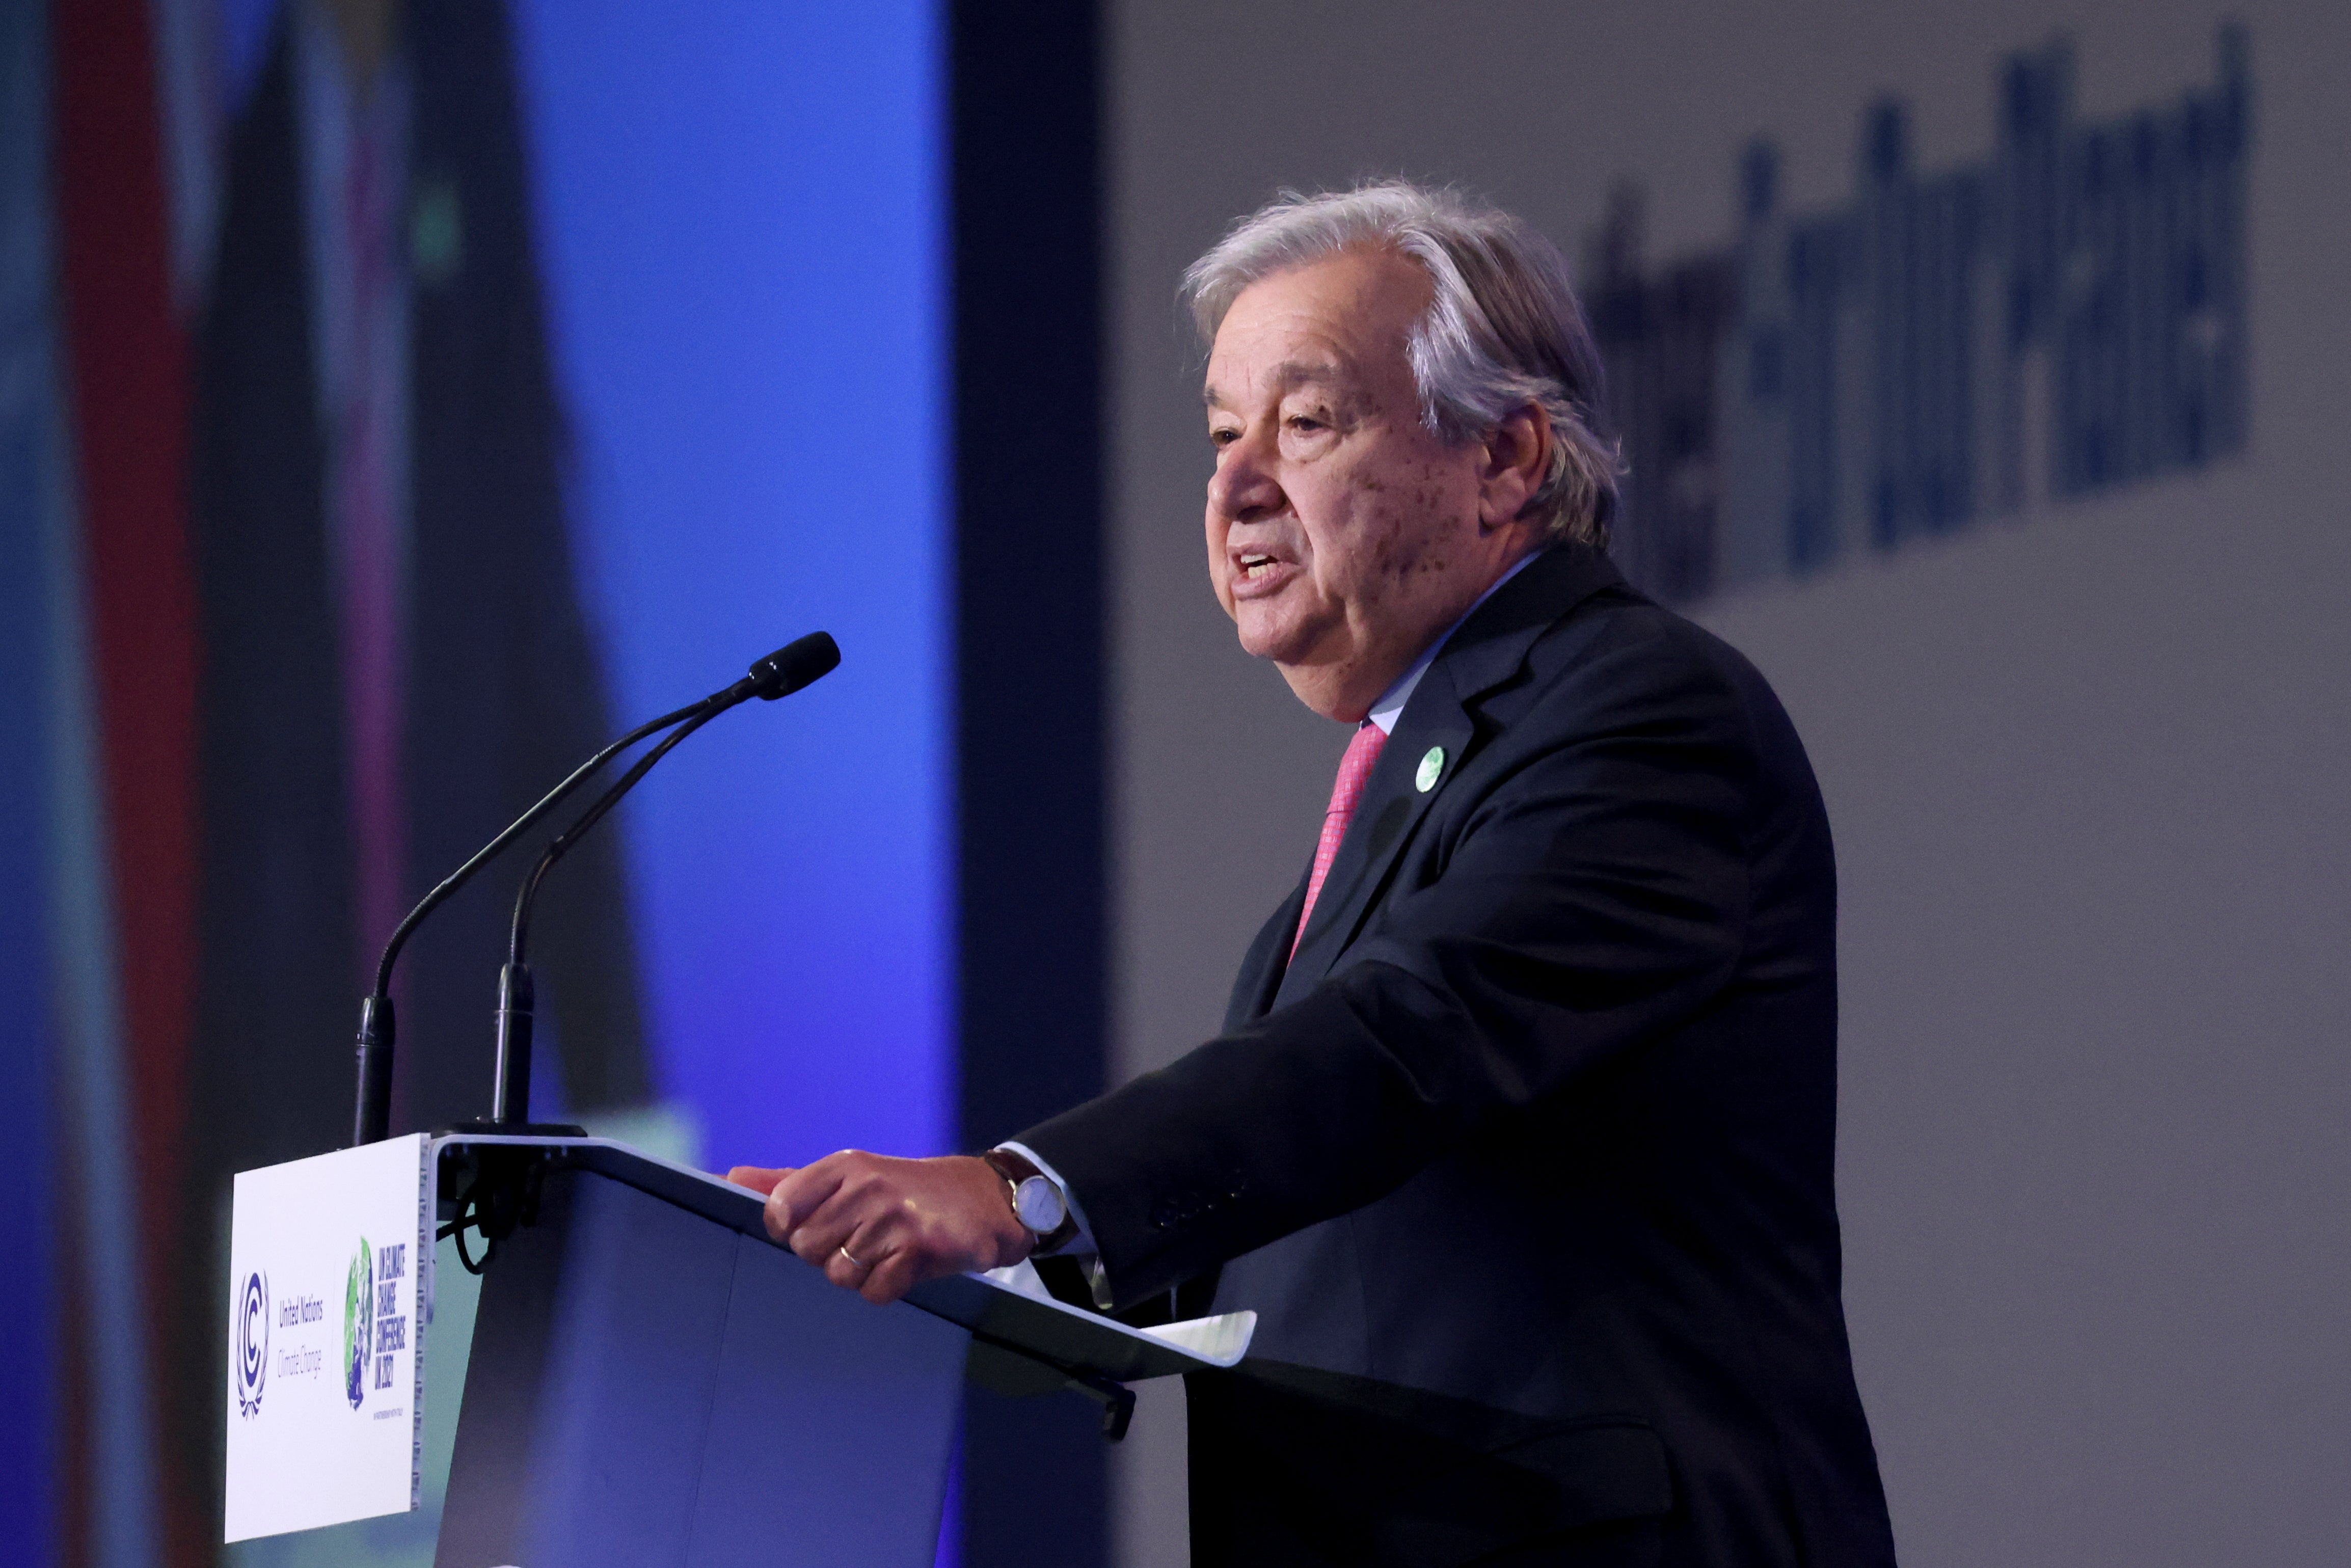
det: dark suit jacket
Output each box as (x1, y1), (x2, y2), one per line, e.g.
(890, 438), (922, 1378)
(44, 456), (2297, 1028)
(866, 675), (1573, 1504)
(1021, 545), (1897, 1566)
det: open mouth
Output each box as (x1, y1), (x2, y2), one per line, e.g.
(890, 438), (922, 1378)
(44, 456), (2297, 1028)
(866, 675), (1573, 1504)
(1228, 541), (1298, 599)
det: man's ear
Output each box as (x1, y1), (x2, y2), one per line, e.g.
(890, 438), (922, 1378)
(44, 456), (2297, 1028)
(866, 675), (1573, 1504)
(1476, 405), (1552, 531)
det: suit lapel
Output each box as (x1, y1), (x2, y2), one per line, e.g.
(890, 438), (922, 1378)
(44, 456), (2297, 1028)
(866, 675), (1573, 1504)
(1272, 545), (1625, 1005)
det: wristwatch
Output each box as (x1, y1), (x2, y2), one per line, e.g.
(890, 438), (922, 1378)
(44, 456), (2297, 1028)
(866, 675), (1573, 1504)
(981, 1147), (1079, 1256)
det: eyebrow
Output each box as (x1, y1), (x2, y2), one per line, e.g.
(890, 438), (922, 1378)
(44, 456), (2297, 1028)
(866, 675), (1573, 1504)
(1203, 357), (1351, 410)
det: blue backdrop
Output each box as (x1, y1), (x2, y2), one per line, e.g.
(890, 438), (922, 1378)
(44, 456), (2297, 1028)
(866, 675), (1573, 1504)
(514, 0), (952, 1173)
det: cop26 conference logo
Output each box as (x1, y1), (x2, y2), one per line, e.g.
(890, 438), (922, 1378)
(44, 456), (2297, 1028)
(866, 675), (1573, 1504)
(233, 1270), (268, 1419)
(343, 1238), (373, 1412)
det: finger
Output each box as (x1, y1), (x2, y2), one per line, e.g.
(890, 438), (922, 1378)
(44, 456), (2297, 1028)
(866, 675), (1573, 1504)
(723, 1166), (791, 1197)
(823, 1238), (877, 1291)
(857, 1207), (984, 1303)
(779, 1154), (901, 1262)
(765, 1160), (849, 1247)
(804, 1181), (907, 1265)
(786, 1190), (876, 1266)
(859, 1251), (922, 1306)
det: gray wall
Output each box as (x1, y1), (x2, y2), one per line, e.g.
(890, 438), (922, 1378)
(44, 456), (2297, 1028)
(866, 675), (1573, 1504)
(1104, 2), (2351, 1563)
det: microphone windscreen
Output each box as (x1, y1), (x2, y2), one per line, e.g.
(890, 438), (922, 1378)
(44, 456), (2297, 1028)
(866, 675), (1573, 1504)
(748, 632), (841, 699)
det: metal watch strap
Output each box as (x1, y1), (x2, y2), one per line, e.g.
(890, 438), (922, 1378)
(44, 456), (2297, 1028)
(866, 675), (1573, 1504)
(981, 1147), (1078, 1256)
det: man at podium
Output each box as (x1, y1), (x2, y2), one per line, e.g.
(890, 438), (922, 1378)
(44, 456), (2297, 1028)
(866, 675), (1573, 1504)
(729, 181), (1898, 1567)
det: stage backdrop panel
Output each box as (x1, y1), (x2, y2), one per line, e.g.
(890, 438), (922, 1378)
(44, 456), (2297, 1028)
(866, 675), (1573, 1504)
(1105, 4), (2351, 1565)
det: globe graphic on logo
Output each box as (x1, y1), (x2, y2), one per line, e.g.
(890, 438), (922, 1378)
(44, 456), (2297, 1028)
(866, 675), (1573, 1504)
(344, 1240), (372, 1411)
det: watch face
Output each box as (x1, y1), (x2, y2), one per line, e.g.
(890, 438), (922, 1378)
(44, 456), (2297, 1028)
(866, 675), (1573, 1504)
(1013, 1175), (1066, 1234)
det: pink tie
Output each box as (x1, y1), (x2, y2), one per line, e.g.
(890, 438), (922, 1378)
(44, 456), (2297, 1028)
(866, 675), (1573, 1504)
(1292, 722), (1389, 959)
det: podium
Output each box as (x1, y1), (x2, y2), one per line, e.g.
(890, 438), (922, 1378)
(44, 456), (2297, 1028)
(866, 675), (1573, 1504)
(225, 1133), (1252, 1566)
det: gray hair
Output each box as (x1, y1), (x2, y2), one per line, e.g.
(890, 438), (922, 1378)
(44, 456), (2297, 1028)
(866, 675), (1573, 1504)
(1181, 179), (1620, 548)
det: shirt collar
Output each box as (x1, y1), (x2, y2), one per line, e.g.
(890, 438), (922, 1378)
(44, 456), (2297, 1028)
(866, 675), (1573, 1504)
(1364, 550), (1542, 736)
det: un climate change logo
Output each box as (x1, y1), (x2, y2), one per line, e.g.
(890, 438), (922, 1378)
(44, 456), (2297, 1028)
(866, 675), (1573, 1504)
(234, 1270), (268, 1419)
(343, 1238), (373, 1412)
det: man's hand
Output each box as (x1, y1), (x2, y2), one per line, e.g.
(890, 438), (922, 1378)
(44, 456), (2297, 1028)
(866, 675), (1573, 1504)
(722, 1152), (1031, 1305)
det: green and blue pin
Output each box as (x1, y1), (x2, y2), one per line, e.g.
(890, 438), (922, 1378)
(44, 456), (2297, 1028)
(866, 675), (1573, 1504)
(1415, 745), (1445, 793)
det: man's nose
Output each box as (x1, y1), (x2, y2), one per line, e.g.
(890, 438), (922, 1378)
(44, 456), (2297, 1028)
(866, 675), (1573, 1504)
(1207, 431), (1283, 523)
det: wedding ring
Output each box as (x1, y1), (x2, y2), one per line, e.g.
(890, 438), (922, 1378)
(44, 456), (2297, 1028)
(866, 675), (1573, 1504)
(838, 1244), (867, 1269)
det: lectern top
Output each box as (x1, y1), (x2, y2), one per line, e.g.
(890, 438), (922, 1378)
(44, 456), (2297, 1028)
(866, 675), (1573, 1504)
(429, 1132), (1254, 1384)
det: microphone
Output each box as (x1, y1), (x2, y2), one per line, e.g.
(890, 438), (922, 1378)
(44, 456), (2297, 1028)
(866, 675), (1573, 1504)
(742, 631), (842, 701)
(349, 632), (842, 1146)
(484, 631), (840, 1129)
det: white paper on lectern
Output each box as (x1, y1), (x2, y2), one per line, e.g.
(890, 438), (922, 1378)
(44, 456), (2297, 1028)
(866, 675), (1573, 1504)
(1140, 1308), (1256, 1363)
(979, 1259), (1256, 1365)
(223, 1133), (431, 1543)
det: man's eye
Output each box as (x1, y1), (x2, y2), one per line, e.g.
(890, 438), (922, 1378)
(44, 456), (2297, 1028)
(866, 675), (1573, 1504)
(1209, 427), (1239, 447)
(1286, 415), (1325, 433)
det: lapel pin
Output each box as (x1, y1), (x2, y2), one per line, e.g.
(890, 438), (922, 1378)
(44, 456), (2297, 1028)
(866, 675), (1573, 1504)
(1415, 746), (1445, 793)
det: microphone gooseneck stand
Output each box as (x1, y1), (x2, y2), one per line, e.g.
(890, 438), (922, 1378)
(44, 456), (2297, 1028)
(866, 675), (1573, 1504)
(476, 705), (725, 1136)
(348, 632), (842, 1149)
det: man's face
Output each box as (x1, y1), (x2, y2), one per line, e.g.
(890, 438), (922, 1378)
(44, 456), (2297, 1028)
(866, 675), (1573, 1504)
(1203, 248), (1532, 721)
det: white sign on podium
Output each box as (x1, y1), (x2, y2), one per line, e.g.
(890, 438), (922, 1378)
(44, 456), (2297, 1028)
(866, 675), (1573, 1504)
(224, 1132), (433, 1544)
